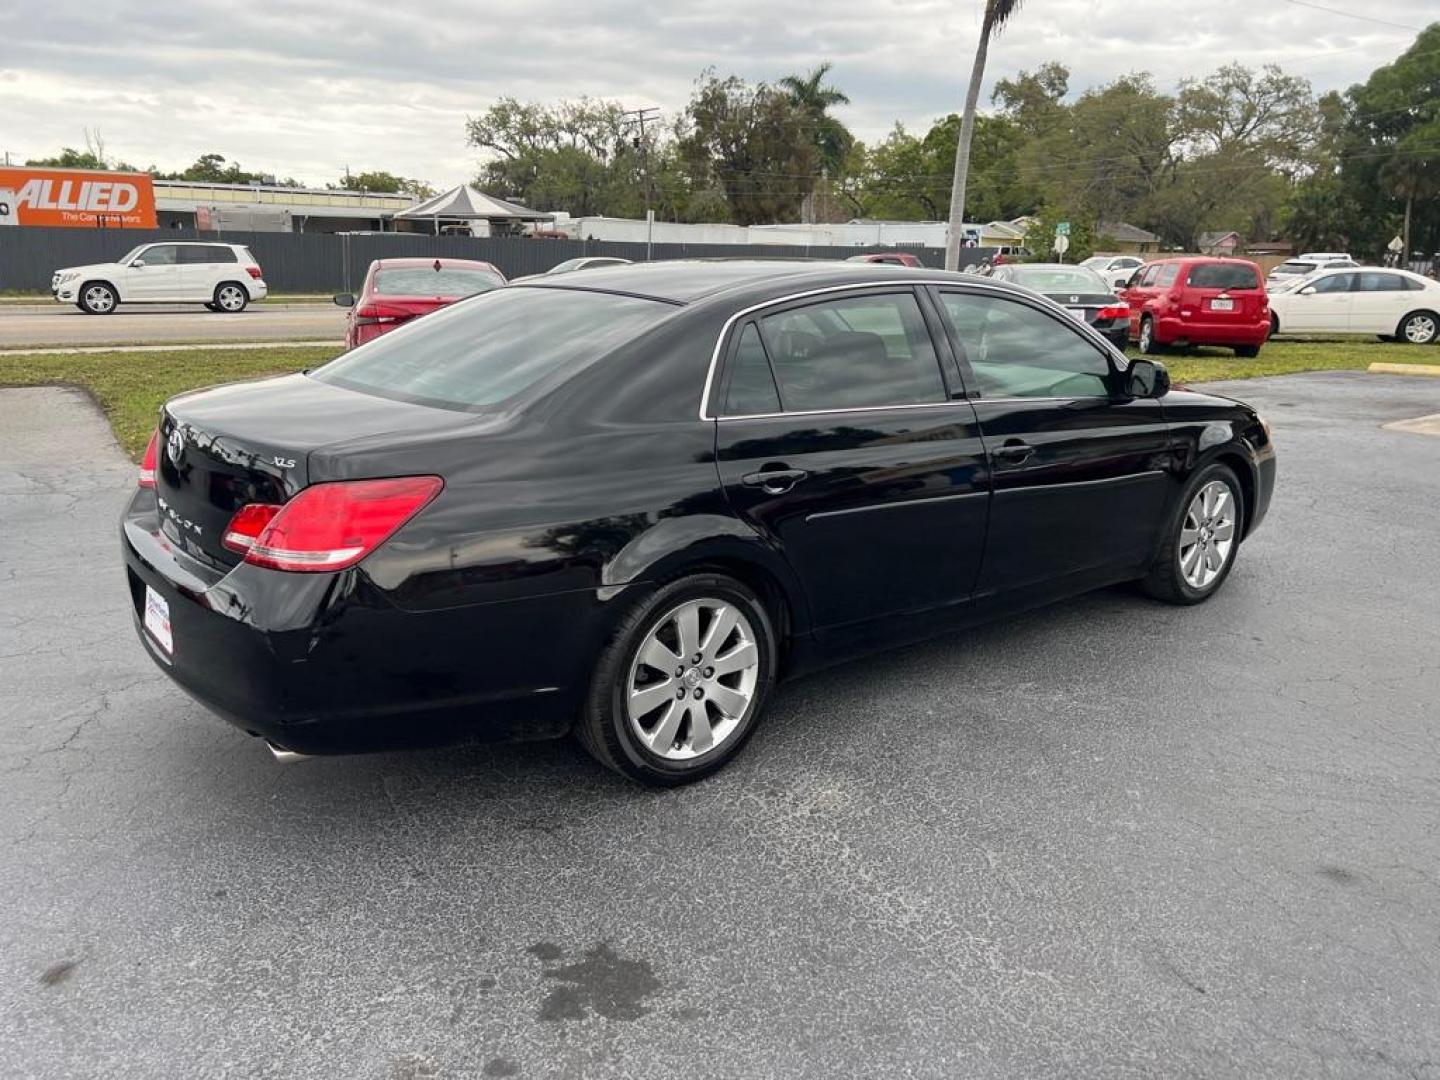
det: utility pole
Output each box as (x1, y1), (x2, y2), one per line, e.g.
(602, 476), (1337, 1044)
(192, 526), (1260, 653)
(621, 107), (660, 258)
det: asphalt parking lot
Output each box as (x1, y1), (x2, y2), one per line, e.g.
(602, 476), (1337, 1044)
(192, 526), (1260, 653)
(0, 302), (343, 348)
(1, 372), (1438, 1079)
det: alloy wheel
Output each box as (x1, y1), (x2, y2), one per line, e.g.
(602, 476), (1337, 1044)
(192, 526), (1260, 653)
(1139, 319), (1154, 352)
(625, 597), (759, 761)
(84, 285), (115, 313)
(1178, 480), (1237, 590)
(217, 286), (246, 312)
(1403, 314), (1437, 345)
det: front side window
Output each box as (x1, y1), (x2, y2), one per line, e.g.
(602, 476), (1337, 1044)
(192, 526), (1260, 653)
(139, 245), (177, 266)
(1136, 265), (1161, 288)
(1188, 263), (1259, 290)
(940, 292), (1111, 400)
(1310, 273), (1354, 294)
(311, 287), (673, 411)
(755, 292), (945, 412)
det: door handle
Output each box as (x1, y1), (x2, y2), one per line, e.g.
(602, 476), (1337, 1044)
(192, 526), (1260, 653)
(993, 441), (1034, 465)
(741, 468), (808, 494)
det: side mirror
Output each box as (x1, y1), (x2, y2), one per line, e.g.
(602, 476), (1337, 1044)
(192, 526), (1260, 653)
(1125, 358), (1170, 399)
(130, 259), (146, 268)
(332, 293), (355, 308)
(1299, 285), (1316, 296)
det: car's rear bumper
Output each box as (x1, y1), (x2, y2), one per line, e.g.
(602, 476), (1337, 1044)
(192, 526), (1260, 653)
(121, 489), (608, 755)
(1155, 315), (1270, 347)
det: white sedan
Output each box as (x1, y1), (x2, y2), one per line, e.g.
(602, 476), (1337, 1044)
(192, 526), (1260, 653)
(1268, 268), (1439, 344)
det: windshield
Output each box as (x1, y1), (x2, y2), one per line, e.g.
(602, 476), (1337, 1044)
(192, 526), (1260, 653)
(373, 267), (503, 297)
(311, 286), (674, 411)
(116, 245), (147, 265)
(1008, 266), (1110, 293)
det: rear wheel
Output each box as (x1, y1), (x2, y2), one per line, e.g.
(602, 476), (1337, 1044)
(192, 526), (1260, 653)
(578, 573), (776, 786)
(1142, 463), (1244, 605)
(1398, 311), (1438, 345)
(213, 282), (249, 313)
(1138, 315), (1162, 354)
(79, 282), (117, 315)
(1234, 344), (1261, 358)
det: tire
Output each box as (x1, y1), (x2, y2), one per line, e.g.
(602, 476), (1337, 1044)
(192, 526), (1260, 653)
(1270, 313), (1280, 337)
(1138, 315), (1162, 354)
(1141, 462), (1245, 606)
(1234, 344), (1261, 358)
(78, 281), (118, 315)
(213, 282), (249, 313)
(577, 573), (777, 786)
(1397, 310), (1438, 345)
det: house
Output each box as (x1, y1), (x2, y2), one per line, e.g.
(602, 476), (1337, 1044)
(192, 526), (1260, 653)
(1198, 230), (1242, 256)
(1095, 221), (1163, 254)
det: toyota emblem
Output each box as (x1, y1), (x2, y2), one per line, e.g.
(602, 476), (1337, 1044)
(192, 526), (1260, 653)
(166, 426), (185, 468)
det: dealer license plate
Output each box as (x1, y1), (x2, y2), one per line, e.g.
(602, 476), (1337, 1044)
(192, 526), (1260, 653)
(144, 585), (173, 655)
(1210, 298), (1235, 311)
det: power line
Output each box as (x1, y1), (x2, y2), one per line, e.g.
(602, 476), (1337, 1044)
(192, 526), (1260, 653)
(1278, 0), (1425, 33)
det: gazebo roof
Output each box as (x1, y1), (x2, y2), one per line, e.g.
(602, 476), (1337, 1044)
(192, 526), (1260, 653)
(394, 185), (552, 222)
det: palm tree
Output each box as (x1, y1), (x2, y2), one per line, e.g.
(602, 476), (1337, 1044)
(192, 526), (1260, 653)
(780, 63), (854, 177)
(945, 1), (1025, 270)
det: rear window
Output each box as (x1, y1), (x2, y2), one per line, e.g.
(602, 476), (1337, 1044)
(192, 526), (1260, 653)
(311, 287), (673, 411)
(1007, 266), (1109, 293)
(1188, 263), (1259, 290)
(1274, 261), (1315, 275)
(373, 267), (503, 296)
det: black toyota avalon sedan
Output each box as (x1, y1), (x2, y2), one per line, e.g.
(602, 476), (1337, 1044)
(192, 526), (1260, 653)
(122, 260), (1275, 785)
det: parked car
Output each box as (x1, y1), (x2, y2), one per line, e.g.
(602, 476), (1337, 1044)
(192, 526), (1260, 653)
(987, 262), (1131, 349)
(123, 261), (1274, 785)
(1081, 254), (1147, 290)
(1121, 257), (1271, 357)
(1268, 267), (1440, 344)
(51, 242), (267, 315)
(1265, 252), (1356, 291)
(333, 258), (505, 349)
(543, 256), (633, 275)
(846, 252), (924, 267)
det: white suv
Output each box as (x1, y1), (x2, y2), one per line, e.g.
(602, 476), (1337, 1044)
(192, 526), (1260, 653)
(51, 242), (268, 315)
(1266, 252), (1356, 292)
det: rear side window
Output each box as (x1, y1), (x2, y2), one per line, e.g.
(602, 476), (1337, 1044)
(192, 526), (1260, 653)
(1156, 264), (1180, 287)
(1188, 263), (1258, 290)
(311, 287), (673, 411)
(723, 323), (782, 415)
(1356, 272), (1406, 292)
(179, 246), (237, 264)
(756, 292), (945, 412)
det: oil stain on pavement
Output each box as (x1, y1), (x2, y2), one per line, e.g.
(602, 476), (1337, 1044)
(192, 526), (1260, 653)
(530, 943), (661, 1022)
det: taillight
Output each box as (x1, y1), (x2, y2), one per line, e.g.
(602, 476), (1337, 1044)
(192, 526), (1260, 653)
(227, 476), (443, 572)
(222, 503), (281, 554)
(244, 265), (263, 280)
(1096, 305), (1130, 320)
(139, 430), (159, 488)
(354, 303), (405, 326)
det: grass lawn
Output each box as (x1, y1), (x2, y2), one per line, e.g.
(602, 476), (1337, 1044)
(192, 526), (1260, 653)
(0, 338), (1431, 462)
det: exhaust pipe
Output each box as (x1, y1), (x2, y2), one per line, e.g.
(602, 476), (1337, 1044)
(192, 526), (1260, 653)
(266, 742), (309, 764)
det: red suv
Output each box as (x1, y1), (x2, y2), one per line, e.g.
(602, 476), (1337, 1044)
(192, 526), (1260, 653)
(334, 258), (505, 349)
(1121, 257), (1270, 357)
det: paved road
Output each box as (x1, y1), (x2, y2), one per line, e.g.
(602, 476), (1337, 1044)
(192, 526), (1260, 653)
(1, 373), (1438, 1079)
(0, 302), (344, 348)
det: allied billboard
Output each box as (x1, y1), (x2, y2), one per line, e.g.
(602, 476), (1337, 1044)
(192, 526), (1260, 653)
(0, 167), (157, 228)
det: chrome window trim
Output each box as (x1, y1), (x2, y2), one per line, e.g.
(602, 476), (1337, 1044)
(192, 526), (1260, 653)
(699, 278), (1127, 422)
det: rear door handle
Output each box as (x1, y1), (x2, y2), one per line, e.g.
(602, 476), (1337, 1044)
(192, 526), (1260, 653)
(993, 441), (1034, 465)
(741, 468), (808, 494)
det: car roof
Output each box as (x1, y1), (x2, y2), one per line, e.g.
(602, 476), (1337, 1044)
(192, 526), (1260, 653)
(518, 258), (986, 305)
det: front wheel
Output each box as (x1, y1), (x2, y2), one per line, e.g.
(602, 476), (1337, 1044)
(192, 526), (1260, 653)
(1138, 315), (1162, 354)
(1398, 311), (1438, 345)
(1234, 344), (1261, 358)
(213, 283), (249, 313)
(1142, 463), (1245, 605)
(577, 573), (776, 786)
(79, 282), (118, 315)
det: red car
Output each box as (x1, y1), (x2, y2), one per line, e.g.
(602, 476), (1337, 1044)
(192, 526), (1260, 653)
(334, 258), (506, 349)
(845, 252), (924, 267)
(1121, 256), (1270, 357)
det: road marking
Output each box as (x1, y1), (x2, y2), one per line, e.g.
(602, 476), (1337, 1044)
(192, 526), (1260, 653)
(1382, 413), (1440, 438)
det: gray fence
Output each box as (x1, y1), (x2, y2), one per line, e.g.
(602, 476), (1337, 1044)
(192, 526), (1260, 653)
(0, 226), (993, 294)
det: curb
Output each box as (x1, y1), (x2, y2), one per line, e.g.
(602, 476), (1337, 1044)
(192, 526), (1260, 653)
(1369, 362), (1440, 378)
(0, 341), (343, 358)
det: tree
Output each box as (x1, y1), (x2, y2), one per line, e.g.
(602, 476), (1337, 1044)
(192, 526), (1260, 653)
(677, 71), (817, 226)
(945, 0), (1025, 270)
(779, 62), (854, 178)
(156, 153), (303, 187)
(27, 129), (135, 172)
(336, 171), (435, 198)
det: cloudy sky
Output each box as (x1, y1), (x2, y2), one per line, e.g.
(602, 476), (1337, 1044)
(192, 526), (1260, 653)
(0, 0), (1432, 189)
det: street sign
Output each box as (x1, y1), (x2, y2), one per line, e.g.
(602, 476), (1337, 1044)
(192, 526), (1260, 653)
(1387, 235), (1404, 254)
(1056, 222), (1071, 237)
(1053, 234), (1070, 258)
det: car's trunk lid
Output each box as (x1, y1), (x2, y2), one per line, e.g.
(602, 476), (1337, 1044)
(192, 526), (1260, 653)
(1043, 290), (1118, 326)
(155, 373), (475, 568)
